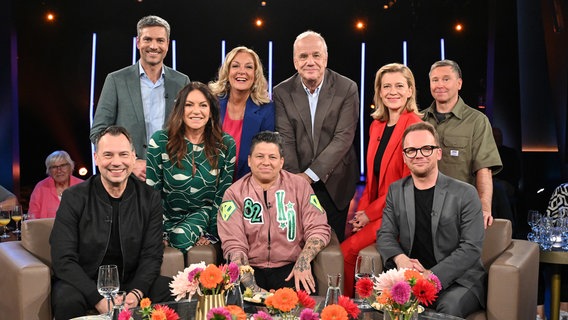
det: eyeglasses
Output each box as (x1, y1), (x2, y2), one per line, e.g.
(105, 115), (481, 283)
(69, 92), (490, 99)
(49, 163), (70, 171)
(403, 145), (440, 159)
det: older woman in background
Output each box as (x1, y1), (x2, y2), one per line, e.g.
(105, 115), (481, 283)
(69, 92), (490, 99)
(341, 63), (423, 297)
(28, 150), (83, 219)
(146, 81), (236, 253)
(209, 46), (274, 180)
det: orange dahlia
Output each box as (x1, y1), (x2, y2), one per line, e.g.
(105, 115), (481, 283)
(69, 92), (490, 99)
(199, 264), (224, 289)
(226, 305), (247, 320)
(321, 304), (348, 320)
(140, 297), (152, 309)
(271, 288), (299, 312)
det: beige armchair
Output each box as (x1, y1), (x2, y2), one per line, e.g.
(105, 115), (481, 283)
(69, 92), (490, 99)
(358, 219), (539, 320)
(0, 218), (185, 320)
(313, 231), (345, 296)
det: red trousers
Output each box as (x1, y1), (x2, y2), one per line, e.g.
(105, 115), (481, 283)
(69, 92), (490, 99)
(340, 218), (382, 297)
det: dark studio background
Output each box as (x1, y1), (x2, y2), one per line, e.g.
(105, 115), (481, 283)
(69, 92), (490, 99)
(1, 0), (567, 235)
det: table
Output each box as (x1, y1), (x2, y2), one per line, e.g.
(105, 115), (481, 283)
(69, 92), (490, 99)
(540, 250), (568, 320)
(122, 298), (465, 320)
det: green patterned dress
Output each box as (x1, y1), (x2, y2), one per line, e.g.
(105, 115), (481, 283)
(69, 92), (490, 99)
(146, 130), (236, 253)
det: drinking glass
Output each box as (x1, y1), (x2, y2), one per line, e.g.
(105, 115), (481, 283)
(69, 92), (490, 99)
(527, 210), (541, 232)
(11, 205), (22, 235)
(0, 206), (11, 239)
(325, 273), (342, 306)
(354, 255), (375, 309)
(539, 216), (554, 251)
(112, 290), (127, 317)
(97, 265), (120, 319)
(225, 253), (244, 307)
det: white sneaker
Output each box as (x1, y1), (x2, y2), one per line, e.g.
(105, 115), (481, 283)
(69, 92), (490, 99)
(559, 310), (568, 320)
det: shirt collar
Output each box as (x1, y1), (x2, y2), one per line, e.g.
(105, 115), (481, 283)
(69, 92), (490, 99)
(138, 61), (165, 77)
(301, 76), (324, 95)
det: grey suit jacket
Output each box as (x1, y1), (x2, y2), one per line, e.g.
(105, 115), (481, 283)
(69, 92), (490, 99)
(273, 69), (359, 210)
(90, 62), (189, 159)
(377, 172), (487, 305)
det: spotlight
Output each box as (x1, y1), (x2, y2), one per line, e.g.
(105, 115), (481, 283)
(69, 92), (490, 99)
(78, 167), (88, 176)
(260, 1), (267, 6)
(356, 21), (365, 30)
(45, 12), (55, 22)
(255, 18), (264, 27)
(455, 23), (463, 32)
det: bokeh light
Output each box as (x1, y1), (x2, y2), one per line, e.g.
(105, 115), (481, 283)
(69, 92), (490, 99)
(455, 23), (463, 32)
(78, 167), (88, 176)
(356, 21), (365, 30)
(255, 18), (264, 27)
(45, 12), (55, 22)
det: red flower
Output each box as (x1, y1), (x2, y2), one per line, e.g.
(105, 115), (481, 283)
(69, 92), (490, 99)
(154, 304), (180, 320)
(412, 278), (438, 306)
(297, 290), (316, 309)
(355, 277), (374, 298)
(338, 296), (360, 319)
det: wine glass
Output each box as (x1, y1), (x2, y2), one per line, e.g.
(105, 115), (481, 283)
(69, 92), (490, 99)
(97, 265), (120, 319)
(354, 255), (375, 309)
(0, 206), (11, 239)
(11, 205), (22, 235)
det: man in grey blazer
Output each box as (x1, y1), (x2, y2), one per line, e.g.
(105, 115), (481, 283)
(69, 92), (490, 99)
(90, 15), (189, 181)
(377, 122), (486, 318)
(274, 30), (359, 242)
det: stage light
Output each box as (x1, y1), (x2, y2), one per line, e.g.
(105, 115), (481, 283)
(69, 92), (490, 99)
(45, 12), (55, 22)
(455, 23), (463, 32)
(356, 21), (365, 30)
(260, 1), (267, 6)
(255, 18), (264, 27)
(78, 167), (88, 176)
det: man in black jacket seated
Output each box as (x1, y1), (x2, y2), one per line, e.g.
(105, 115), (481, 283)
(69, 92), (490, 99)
(50, 126), (171, 319)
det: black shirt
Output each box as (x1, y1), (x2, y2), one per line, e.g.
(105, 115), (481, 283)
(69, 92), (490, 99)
(410, 185), (437, 270)
(101, 195), (124, 277)
(373, 124), (395, 176)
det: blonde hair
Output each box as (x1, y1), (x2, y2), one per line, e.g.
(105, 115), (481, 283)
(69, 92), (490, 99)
(371, 63), (422, 121)
(209, 46), (270, 105)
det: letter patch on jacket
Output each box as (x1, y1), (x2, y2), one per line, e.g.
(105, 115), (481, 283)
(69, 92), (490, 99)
(220, 200), (237, 221)
(275, 190), (297, 241)
(243, 198), (263, 224)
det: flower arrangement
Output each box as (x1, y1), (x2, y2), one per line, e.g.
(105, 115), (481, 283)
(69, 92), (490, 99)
(320, 296), (360, 320)
(170, 261), (240, 301)
(207, 305), (247, 320)
(117, 297), (180, 320)
(372, 268), (442, 320)
(264, 287), (316, 317)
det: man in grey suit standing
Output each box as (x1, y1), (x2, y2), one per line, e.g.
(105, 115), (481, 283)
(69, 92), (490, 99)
(377, 122), (486, 318)
(274, 30), (359, 242)
(90, 15), (189, 181)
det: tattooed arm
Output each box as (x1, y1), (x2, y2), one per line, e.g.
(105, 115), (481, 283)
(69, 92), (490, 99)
(228, 251), (265, 293)
(285, 236), (326, 294)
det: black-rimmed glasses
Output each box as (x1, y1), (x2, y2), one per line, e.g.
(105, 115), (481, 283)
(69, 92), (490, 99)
(403, 145), (440, 158)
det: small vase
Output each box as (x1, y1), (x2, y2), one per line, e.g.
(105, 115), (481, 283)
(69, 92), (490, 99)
(195, 292), (226, 320)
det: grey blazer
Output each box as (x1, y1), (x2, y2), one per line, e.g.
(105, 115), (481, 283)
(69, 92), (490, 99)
(377, 172), (487, 305)
(273, 69), (360, 210)
(90, 62), (189, 159)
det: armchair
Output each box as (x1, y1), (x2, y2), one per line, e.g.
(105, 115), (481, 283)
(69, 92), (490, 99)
(313, 231), (345, 296)
(358, 219), (539, 320)
(0, 218), (185, 320)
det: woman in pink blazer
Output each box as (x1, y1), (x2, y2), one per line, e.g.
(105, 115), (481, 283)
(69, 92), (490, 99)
(341, 63), (422, 297)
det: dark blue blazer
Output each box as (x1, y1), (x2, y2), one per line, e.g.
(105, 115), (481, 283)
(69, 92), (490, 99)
(219, 96), (275, 180)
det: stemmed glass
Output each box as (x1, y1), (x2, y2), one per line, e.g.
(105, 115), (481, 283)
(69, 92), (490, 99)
(354, 255), (375, 309)
(0, 206), (11, 239)
(527, 210), (541, 243)
(11, 205), (22, 235)
(97, 265), (120, 319)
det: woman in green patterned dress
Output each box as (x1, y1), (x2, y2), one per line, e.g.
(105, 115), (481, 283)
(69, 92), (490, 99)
(146, 81), (236, 253)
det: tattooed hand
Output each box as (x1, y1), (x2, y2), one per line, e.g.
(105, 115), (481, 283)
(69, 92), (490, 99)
(285, 237), (325, 294)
